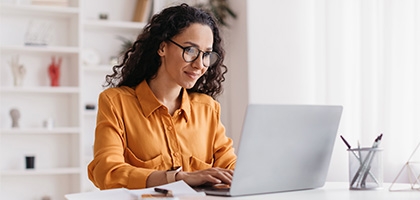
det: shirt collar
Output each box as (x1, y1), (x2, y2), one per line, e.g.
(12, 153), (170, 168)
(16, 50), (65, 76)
(136, 80), (190, 122)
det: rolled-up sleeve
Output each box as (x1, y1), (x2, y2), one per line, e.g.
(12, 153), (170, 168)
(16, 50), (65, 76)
(212, 102), (236, 170)
(88, 91), (155, 189)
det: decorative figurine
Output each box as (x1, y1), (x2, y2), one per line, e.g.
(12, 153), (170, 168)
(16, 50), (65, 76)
(43, 117), (54, 130)
(48, 56), (62, 87)
(9, 55), (26, 86)
(25, 155), (35, 169)
(41, 195), (51, 200)
(24, 21), (53, 46)
(9, 108), (20, 128)
(99, 13), (108, 20)
(85, 103), (96, 110)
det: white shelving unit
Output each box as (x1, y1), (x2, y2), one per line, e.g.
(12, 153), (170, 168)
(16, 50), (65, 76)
(0, 0), (81, 199)
(0, 0), (167, 199)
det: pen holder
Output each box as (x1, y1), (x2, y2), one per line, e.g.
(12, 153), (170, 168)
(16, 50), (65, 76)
(348, 148), (383, 190)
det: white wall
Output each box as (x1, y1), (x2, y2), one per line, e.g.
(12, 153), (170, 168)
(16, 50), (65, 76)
(223, 0), (320, 147)
(223, 0), (325, 163)
(220, 0), (249, 148)
(247, 0), (318, 105)
(243, 0), (347, 182)
(223, 0), (419, 184)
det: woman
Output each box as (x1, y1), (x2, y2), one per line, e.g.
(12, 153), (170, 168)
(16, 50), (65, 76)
(88, 3), (236, 189)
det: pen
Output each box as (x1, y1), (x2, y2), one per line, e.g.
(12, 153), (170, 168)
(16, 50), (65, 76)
(340, 135), (352, 149)
(154, 187), (174, 197)
(340, 135), (363, 165)
(340, 135), (360, 162)
(360, 134), (383, 187)
(356, 140), (362, 166)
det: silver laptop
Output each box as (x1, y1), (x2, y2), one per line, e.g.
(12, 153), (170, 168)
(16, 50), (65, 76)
(197, 104), (343, 196)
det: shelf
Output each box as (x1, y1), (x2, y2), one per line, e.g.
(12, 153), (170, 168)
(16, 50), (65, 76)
(0, 45), (79, 55)
(83, 19), (146, 31)
(0, 3), (79, 18)
(83, 110), (97, 117)
(1, 127), (80, 135)
(83, 65), (114, 72)
(0, 167), (81, 176)
(0, 86), (79, 94)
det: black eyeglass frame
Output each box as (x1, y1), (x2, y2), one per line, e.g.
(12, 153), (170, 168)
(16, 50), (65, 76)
(168, 39), (220, 68)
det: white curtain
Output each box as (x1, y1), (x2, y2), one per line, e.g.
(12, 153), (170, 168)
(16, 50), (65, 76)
(320, 0), (420, 183)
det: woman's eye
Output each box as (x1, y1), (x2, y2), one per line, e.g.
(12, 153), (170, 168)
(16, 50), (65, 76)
(185, 47), (198, 55)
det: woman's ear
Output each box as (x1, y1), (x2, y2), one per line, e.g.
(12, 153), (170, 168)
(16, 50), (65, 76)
(158, 42), (166, 56)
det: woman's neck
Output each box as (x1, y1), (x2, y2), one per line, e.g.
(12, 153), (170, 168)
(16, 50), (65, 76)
(148, 78), (182, 115)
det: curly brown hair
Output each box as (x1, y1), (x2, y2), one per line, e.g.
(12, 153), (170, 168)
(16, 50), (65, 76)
(104, 3), (228, 99)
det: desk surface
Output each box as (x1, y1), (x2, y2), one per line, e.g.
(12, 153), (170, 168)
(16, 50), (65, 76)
(181, 182), (419, 200)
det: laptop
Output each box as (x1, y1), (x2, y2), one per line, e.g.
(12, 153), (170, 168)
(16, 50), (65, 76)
(196, 104), (343, 196)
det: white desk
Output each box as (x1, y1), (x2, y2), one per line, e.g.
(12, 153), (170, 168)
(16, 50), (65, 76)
(181, 182), (419, 200)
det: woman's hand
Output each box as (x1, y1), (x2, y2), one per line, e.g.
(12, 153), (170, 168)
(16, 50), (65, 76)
(176, 167), (234, 187)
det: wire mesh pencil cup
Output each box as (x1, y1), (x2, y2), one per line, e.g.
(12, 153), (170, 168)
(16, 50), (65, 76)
(348, 148), (383, 190)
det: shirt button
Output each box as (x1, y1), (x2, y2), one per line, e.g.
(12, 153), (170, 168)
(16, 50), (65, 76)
(173, 152), (179, 157)
(168, 126), (173, 130)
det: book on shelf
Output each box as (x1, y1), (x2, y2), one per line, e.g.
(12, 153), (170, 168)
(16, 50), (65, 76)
(132, 0), (152, 22)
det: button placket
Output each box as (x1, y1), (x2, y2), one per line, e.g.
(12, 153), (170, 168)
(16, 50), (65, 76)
(161, 109), (182, 167)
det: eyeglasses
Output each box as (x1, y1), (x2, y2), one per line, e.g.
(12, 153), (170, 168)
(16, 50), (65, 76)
(168, 39), (220, 68)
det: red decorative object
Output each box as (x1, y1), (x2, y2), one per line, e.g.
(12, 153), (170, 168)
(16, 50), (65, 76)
(48, 56), (62, 87)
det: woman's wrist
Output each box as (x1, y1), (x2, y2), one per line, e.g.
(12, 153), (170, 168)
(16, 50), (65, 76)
(175, 171), (185, 181)
(166, 166), (182, 183)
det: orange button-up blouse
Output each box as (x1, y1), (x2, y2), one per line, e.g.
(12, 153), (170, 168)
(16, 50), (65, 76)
(87, 80), (236, 189)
